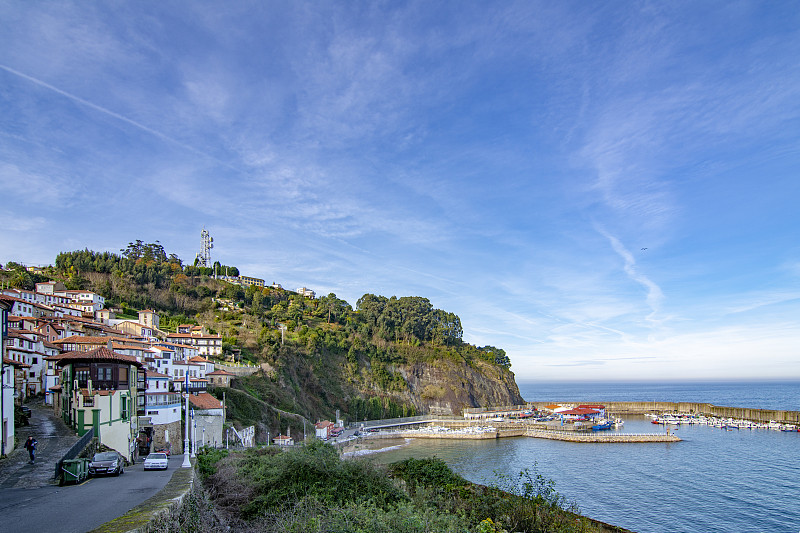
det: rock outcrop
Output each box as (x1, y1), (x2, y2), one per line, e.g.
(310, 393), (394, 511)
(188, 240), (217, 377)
(396, 360), (523, 415)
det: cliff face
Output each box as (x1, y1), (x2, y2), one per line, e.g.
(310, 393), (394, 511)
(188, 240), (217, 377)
(395, 360), (524, 415)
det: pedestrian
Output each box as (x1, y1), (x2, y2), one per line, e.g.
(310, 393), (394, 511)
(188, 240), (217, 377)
(24, 436), (38, 464)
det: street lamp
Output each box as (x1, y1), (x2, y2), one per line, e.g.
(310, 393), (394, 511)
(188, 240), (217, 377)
(182, 370), (191, 468)
(191, 411), (197, 458)
(0, 299), (11, 458)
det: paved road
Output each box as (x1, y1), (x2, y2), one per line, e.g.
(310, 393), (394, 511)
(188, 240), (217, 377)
(0, 400), (185, 532)
(0, 398), (79, 489)
(0, 455), (185, 533)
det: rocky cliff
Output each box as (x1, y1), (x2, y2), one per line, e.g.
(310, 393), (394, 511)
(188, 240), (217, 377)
(396, 360), (524, 415)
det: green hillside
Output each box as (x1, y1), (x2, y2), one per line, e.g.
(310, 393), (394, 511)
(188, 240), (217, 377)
(3, 242), (523, 440)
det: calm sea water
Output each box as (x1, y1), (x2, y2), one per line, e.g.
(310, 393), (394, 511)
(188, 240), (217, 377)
(517, 380), (800, 412)
(373, 381), (800, 533)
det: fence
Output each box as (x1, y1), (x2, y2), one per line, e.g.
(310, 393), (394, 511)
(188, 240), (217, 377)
(53, 427), (94, 480)
(355, 414), (437, 429)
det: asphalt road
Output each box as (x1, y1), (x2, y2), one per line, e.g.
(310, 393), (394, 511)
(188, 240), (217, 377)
(0, 400), (185, 533)
(0, 454), (185, 533)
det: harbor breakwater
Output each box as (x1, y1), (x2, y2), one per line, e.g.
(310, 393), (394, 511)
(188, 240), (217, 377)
(524, 429), (680, 443)
(367, 423), (680, 443)
(464, 401), (800, 424)
(527, 401), (800, 424)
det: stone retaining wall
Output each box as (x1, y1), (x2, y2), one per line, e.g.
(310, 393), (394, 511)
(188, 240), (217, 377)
(214, 363), (260, 377)
(525, 429), (681, 443)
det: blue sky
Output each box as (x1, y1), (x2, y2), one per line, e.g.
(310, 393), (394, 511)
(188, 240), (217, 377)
(2, 1), (799, 381)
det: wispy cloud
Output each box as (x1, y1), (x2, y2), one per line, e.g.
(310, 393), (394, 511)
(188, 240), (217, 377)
(0, 64), (238, 171)
(597, 226), (664, 323)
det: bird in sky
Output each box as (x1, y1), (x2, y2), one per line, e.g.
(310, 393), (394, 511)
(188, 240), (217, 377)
(641, 248), (648, 251)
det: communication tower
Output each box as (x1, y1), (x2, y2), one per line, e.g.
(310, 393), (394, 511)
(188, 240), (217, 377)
(195, 228), (213, 267)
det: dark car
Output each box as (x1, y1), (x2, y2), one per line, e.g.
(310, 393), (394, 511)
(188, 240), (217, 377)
(88, 451), (125, 476)
(20, 406), (31, 417)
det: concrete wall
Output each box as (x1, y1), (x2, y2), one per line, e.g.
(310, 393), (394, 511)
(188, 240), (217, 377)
(193, 411), (224, 448)
(215, 363), (259, 377)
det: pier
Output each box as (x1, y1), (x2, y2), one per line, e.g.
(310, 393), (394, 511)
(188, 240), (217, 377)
(519, 401), (800, 425)
(362, 419), (681, 443)
(524, 428), (680, 443)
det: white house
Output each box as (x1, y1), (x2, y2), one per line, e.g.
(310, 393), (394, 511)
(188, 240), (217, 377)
(141, 370), (182, 453)
(315, 420), (334, 439)
(188, 392), (225, 448)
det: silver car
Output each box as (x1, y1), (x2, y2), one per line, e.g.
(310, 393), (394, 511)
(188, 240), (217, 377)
(89, 451), (124, 476)
(143, 452), (169, 470)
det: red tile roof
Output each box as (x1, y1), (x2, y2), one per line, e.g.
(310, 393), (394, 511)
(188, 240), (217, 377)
(559, 408), (601, 416)
(206, 369), (234, 376)
(55, 346), (143, 367)
(3, 357), (30, 368)
(188, 392), (223, 410)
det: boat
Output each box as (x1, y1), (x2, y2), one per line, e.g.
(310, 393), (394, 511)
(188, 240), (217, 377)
(592, 420), (614, 431)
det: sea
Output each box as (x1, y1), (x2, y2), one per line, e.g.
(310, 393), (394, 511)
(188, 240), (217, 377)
(372, 381), (800, 533)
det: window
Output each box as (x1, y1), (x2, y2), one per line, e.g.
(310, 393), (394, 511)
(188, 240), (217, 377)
(75, 368), (90, 385)
(32, 357), (38, 364)
(97, 367), (112, 381)
(121, 396), (128, 420)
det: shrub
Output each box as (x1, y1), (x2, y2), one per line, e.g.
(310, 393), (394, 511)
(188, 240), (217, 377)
(196, 447), (229, 480)
(389, 457), (466, 491)
(237, 440), (407, 518)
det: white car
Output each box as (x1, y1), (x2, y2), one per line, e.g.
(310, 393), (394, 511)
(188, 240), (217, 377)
(143, 452), (169, 470)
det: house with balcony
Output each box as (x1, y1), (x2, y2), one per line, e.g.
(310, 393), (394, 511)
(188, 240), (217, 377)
(165, 332), (222, 357)
(52, 345), (145, 462)
(4, 328), (57, 398)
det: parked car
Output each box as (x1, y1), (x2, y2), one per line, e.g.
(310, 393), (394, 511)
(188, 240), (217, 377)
(20, 405), (31, 417)
(154, 448), (170, 456)
(88, 451), (125, 477)
(143, 452), (169, 470)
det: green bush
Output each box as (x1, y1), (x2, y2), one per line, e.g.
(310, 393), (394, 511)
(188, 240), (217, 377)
(237, 440), (407, 518)
(196, 447), (229, 480)
(389, 457), (466, 491)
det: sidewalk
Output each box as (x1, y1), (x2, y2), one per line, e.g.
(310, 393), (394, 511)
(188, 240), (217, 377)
(0, 398), (80, 489)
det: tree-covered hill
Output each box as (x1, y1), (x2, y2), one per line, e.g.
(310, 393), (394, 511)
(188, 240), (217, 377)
(5, 242), (523, 439)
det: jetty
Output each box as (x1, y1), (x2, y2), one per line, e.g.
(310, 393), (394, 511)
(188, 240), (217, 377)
(524, 428), (679, 443)
(362, 419), (681, 443)
(519, 401), (800, 425)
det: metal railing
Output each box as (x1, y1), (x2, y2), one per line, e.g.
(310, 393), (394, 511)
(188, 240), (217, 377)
(53, 427), (94, 480)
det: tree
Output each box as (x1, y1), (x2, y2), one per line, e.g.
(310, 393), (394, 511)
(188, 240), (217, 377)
(317, 293), (352, 324)
(10, 269), (33, 290)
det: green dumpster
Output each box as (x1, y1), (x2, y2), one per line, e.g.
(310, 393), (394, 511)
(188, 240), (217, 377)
(60, 458), (89, 485)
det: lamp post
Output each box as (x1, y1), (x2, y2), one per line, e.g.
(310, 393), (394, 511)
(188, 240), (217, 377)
(181, 370), (191, 468)
(191, 411), (197, 457)
(0, 299), (11, 457)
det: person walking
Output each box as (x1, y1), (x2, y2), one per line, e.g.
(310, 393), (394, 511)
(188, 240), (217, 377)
(24, 436), (38, 464)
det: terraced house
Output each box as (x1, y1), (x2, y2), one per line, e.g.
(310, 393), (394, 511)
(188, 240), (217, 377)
(52, 345), (145, 461)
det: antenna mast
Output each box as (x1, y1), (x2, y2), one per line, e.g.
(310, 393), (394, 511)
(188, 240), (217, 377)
(195, 228), (213, 267)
